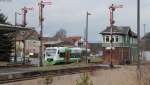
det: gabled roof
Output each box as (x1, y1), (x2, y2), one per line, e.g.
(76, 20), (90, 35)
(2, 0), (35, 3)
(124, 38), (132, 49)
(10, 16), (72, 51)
(16, 29), (39, 41)
(43, 37), (74, 46)
(42, 37), (59, 42)
(100, 26), (137, 37)
(68, 36), (81, 43)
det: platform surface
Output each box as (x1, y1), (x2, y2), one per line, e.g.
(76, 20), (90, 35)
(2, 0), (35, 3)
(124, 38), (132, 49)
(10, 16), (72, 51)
(0, 63), (109, 76)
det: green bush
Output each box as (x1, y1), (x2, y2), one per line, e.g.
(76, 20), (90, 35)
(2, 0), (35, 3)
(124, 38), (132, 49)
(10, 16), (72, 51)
(76, 72), (93, 85)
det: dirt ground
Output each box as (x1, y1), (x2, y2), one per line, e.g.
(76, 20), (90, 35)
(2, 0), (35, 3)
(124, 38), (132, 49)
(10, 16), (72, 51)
(2, 65), (140, 85)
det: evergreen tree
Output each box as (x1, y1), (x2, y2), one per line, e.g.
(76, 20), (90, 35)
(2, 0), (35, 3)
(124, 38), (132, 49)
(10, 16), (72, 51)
(0, 13), (8, 24)
(0, 13), (13, 61)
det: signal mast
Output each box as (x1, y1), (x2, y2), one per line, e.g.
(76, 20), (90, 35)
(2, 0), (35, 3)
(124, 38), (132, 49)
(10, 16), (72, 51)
(21, 6), (33, 27)
(38, 0), (51, 66)
(109, 4), (123, 68)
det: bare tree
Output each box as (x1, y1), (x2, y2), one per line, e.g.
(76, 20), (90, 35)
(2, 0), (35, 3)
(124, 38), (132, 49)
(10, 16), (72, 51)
(54, 28), (67, 39)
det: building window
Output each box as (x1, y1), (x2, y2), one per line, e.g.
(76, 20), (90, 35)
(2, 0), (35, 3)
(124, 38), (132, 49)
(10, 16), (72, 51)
(107, 36), (114, 43)
(111, 37), (114, 42)
(106, 36), (109, 42)
(116, 36), (119, 42)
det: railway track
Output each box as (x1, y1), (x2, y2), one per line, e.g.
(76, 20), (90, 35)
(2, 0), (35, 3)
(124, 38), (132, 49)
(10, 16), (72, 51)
(0, 64), (110, 84)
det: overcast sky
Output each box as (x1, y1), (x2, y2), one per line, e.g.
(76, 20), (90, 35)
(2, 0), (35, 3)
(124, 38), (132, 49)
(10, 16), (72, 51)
(0, 0), (150, 42)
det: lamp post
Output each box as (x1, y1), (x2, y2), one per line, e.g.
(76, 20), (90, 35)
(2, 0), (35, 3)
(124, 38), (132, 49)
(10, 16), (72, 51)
(85, 12), (91, 64)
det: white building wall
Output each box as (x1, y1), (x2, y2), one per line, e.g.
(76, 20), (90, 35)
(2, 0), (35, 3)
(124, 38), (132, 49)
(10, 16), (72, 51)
(143, 51), (150, 61)
(25, 40), (40, 54)
(16, 41), (24, 58)
(118, 35), (123, 43)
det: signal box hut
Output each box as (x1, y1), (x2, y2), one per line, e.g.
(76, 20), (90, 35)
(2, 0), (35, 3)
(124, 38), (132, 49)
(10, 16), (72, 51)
(100, 26), (138, 64)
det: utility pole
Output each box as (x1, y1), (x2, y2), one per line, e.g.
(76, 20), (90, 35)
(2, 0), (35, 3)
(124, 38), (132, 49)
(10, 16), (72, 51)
(38, 0), (51, 66)
(137, 0), (140, 70)
(143, 24), (146, 37)
(14, 12), (21, 63)
(109, 4), (123, 68)
(141, 24), (146, 65)
(14, 30), (17, 63)
(85, 12), (91, 64)
(137, 1), (141, 84)
(143, 24), (146, 51)
(21, 6), (33, 27)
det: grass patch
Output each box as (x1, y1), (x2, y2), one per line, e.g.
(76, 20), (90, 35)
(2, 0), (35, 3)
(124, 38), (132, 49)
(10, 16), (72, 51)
(89, 57), (103, 63)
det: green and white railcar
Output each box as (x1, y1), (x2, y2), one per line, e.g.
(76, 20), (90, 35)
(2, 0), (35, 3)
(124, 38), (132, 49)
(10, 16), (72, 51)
(44, 47), (81, 65)
(70, 47), (82, 62)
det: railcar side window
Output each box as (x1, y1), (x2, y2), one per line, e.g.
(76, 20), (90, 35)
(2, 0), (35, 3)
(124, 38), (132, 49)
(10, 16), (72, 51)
(71, 53), (80, 58)
(59, 52), (65, 58)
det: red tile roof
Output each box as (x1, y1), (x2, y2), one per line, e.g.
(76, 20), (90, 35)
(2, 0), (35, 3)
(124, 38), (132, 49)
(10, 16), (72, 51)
(68, 36), (81, 43)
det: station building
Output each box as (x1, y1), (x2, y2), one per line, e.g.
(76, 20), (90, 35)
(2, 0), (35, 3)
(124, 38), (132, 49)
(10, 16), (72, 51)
(0, 24), (39, 63)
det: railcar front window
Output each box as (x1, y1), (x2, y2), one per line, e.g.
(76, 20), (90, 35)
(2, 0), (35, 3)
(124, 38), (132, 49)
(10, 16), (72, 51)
(46, 49), (57, 56)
